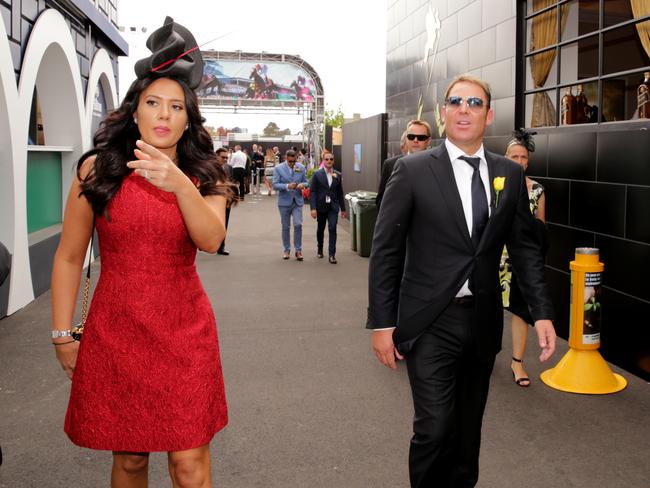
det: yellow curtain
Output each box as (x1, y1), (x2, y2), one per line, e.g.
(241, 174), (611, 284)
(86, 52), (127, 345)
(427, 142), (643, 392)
(529, 0), (569, 126)
(630, 0), (650, 58)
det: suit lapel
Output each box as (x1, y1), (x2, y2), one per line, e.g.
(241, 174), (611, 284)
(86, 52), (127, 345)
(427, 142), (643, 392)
(486, 151), (497, 209)
(477, 151), (503, 251)
(319, 169), (328, 188)
(428, 145), (473, 249)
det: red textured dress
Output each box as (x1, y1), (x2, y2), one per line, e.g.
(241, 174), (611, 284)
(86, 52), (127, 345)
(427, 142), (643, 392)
(64, 173), (228, 452)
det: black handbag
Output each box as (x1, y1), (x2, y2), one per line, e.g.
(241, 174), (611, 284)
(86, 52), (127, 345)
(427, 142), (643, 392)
(72, 226), (95, 341)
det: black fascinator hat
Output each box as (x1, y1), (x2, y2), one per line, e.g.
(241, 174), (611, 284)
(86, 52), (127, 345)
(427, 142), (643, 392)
(134, 16), (204, 90)
(507, 127), (537, 153)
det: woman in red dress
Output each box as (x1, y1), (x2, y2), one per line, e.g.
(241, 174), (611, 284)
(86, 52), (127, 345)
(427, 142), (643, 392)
(50, 17), (235, 487)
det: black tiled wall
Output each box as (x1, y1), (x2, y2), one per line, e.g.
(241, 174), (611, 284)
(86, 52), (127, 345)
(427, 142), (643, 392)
(519, 125), (650, 381)
(627, 187), (650, 243)
(548, 131), (598, 181)
(597, 129), (650, 185)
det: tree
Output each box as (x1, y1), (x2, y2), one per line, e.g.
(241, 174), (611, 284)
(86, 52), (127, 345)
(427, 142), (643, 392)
(263, 122), (292, 137)
(324, 105), (344, 128)
(263, 121), (281, 136)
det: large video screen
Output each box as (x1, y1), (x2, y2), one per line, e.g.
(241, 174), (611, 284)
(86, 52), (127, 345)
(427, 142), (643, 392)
(198, 57), (316, 102)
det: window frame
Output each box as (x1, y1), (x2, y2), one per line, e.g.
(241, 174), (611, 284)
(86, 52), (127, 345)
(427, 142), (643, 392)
(517, 0), (650, 127)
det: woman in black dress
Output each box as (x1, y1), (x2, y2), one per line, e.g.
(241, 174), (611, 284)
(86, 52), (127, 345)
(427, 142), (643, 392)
(500, 129), (546, 387)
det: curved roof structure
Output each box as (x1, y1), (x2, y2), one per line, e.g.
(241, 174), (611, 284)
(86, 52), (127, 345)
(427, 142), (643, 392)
(198, 50), (324, 125)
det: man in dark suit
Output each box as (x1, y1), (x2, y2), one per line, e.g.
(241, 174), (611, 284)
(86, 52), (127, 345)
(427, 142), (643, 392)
(309, 151), (346, 263)
(367, 75), (556, 488)
(215, 147), (233, 255)
(376, 120), (431, 209)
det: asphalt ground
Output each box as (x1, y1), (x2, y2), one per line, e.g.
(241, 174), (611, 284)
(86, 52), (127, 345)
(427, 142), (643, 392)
(1, 191), (648, 487)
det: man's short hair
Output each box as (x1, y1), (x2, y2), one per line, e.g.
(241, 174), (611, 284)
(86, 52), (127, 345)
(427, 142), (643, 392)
(406, 120), (432, 138)
(216, 147), (227, 156)
(444, 74), (492, 108)
(285, 149), (296, 158)
(234, 144), (241, 151)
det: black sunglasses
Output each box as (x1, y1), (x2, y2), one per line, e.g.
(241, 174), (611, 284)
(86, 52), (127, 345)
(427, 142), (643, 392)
(324, 157), (334, 161)
(406, 134), (429, 141)
(445, 96), (485, 109)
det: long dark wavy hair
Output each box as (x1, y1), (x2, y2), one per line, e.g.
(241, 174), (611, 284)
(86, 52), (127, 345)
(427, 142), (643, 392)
(77, 76), (236, 216)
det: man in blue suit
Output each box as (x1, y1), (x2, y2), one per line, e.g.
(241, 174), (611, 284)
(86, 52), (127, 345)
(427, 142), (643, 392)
(273, 150), (308, 260)
(309, 152), (347, 263)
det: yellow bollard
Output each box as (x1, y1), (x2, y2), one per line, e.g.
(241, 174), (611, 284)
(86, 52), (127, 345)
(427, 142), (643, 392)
(541, 248), (627, 394)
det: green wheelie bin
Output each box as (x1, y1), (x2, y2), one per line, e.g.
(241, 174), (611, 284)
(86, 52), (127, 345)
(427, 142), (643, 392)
(354, 192), (378, 257)
(345, 191), (361, 252)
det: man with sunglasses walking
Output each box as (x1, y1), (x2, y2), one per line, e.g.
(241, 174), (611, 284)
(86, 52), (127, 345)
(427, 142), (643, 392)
(309, 151), (346, 263)
(367, 75), (556, 487)
(376, 120), (431, 208)
(273, 149), (308, 260)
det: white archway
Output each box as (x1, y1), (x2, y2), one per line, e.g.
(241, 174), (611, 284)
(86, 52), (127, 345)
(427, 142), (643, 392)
(87, 49), (119, 129)
(8, 9), (92, 313)
(0, 15), (19, 257)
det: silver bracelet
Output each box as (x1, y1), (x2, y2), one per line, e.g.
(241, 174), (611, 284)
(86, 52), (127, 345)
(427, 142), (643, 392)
(51, 329), (72, 339)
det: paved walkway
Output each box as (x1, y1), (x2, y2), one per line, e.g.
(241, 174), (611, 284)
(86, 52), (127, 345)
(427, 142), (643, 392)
(1, 193), (648, 487)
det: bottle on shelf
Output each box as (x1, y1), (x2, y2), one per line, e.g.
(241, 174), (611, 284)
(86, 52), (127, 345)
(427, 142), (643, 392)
(560, 86), (576, 125)
(574, 84), (590, 124)
(638, 72), (650, 119)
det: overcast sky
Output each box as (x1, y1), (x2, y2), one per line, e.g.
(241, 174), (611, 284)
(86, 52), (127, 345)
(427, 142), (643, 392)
(117, 0), (387, 133)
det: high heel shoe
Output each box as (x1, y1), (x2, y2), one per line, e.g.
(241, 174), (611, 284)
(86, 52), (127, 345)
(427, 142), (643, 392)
(511, 357), (531, 387)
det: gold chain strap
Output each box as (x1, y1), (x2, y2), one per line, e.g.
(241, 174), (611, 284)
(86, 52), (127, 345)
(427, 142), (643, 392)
(77, 276), (91, 333)
(72, 223), (94, 340)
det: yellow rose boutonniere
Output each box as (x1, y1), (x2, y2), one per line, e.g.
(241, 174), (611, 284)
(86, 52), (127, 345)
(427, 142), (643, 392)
(332, 173), (338, 179)
(493, 177), (505, 208)
(294, 167), (301, 173)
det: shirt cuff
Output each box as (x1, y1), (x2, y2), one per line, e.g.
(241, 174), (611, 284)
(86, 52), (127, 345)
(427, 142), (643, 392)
(372, 327), (396, 331)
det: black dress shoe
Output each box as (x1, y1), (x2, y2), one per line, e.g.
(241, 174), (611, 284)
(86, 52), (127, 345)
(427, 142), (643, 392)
(217, 249), (230, 256)
(328, 255), (337, 264)
(317, 250), (324, 258)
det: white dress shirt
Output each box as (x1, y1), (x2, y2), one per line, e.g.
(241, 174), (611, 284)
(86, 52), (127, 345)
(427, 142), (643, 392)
(445, 139), (491, 297)
(325, 169), (333, 186)
(229, 150), (247, 169)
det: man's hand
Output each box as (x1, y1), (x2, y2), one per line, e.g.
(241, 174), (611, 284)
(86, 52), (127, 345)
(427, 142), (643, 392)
(296, 183), (305, 190)
(310, 209), (317, 219)
(288, 182), (297, 189)
(341, 211), (347, 219)
(534, 319), (556, 362)
(372, 329), (404, 370)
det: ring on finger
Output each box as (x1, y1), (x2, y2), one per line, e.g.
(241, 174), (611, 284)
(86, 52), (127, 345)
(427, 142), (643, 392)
(144, 169), (150, 179)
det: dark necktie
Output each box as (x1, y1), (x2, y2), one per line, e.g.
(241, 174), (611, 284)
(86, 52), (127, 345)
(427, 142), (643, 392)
(459, 156), (489, 248)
